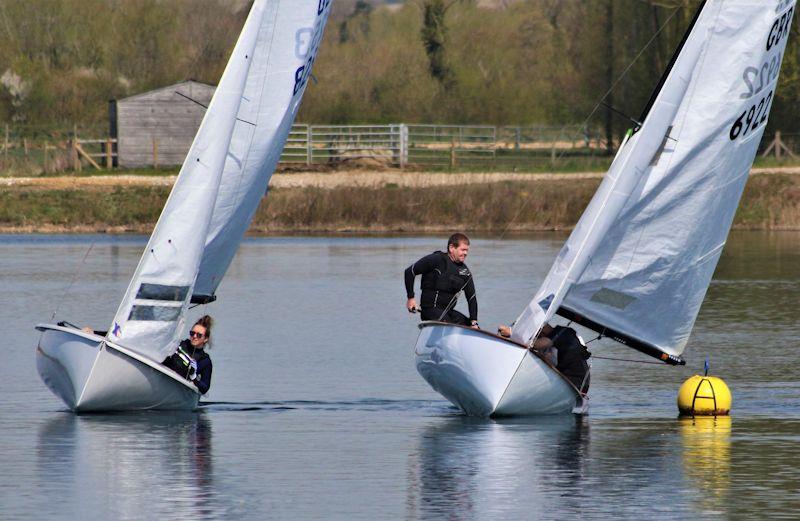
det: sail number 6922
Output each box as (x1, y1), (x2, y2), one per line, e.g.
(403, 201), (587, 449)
(729, 90), (773, 141)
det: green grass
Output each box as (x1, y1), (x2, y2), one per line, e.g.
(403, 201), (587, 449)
(2, 174), (799, 232)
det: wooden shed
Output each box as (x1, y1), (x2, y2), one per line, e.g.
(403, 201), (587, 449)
(110, 80), (215, 168)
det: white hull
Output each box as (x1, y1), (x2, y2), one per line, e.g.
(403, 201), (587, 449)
(415, 322), (580, 417)
(35, 324), (200, 412)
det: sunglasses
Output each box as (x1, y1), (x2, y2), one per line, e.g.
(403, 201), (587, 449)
(189, 331), (205, 339)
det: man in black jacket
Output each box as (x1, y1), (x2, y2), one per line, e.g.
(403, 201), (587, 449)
(404, 233), (478, 328)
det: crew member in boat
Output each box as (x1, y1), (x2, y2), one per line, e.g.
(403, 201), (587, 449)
(498, 323), (590, 391)
(162, 315), (214, 394)
(404, 232), (478, 328)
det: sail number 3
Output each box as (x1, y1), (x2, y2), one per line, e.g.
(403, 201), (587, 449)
(730, 6), (794, 141)
(767, 6), (794, 51)
(292, 1), (332, 96)
(730, 90), (773, 141)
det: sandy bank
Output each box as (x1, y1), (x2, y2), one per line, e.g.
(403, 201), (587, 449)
(2, 166), (798, 190)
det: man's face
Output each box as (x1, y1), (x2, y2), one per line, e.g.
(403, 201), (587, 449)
(448, 241), (469, 263)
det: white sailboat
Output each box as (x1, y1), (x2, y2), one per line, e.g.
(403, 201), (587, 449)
(36, 0), (332, 412)
(416, 0), (796, 417)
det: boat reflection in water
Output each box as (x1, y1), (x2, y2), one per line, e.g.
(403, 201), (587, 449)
(679, 416), (732, 514)
(405, 415), (589, 518)
(36, 412), (220, 519)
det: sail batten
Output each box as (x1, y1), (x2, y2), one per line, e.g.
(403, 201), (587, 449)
(512, 0), (796, 359)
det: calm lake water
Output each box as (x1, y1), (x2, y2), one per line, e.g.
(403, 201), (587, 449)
(2, 233), (799, 519)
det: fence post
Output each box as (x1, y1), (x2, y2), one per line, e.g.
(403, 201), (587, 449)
(492, 126), (497, 165)
(72, 125), (81, 171)
(399, 124), (408, 169)
(106, 138), (113, 169)
(306, 125), (312, 166)
(43, 142), (49, 173)
(152, 137), (159, 169)
(450, 137), (457, 169)
(761, 130), (796, 159)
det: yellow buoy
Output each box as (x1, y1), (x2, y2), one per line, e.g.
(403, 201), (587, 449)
(677, 375), (732, 416)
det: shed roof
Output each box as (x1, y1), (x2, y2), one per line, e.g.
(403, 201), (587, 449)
(115, 80), (216, 104)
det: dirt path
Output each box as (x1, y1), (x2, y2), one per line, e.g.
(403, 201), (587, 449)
(2, 166), (799, 190)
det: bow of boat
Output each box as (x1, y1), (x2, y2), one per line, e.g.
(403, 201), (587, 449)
(35, 323), (200, 412)
(414, 322), (580, 417)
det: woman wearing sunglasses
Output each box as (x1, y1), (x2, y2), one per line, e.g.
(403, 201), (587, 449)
(162, 315), (214, 394)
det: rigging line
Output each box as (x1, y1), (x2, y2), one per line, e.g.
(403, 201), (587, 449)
(50, 241), (96, 321)
(498, 8), (685, 328)
(599, 101), (643, 128)
(497, 6), (674, 243)
(591, 354), (664, 365)
(437, 272), (473, 322)
(552, 4), (683, 164)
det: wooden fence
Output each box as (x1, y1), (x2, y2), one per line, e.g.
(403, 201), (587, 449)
(0, 123), (797, 174)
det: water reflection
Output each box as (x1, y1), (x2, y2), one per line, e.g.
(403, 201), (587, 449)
(37, 412), (219, 520)
(406, 416), (588, 519)
(679, 416), (731, 514)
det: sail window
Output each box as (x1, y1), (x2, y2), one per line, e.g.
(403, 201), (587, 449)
(135, 283), (190, 302)
(128, 305), (182, 322)
(590, 288), (636, 310)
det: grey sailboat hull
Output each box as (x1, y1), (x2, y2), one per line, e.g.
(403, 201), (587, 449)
(415, 322), (580, 417)
(36, 324), (200, 412)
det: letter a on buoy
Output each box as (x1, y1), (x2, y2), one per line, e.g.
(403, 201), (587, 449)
(677, 360), (732, 416)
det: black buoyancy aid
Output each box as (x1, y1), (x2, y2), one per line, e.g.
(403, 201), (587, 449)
(550, 326), (591, 392)
(420, 251), (472, 309)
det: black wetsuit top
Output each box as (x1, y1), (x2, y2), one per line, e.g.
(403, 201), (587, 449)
(163, 339), (213, 394)
(547, 326), (590, 392)
(404, 251), (477, 323)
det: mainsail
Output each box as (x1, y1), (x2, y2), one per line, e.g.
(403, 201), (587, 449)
(512, 0), (795, 362)
(108, 0), (331, 361)
(194, 1), (332, 299)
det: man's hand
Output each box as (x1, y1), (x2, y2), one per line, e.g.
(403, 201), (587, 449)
(407, 298), (419, 313)
(497, 324), (511, 337)
(470, 320), (480, 330)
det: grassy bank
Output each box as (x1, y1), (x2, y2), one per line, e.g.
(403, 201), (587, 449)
(1, 175), (799, 233)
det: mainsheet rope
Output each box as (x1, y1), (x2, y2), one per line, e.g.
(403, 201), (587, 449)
(585, 333), (665, 365)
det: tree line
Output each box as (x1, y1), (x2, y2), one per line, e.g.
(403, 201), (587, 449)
(1, 0), (798, 146)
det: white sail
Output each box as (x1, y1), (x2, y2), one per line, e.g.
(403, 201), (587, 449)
(512, 0), (795, 359)
(194, 0), (332, 298)
(107, 2), (268, 361)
